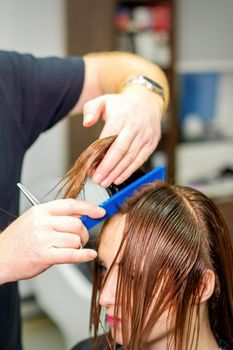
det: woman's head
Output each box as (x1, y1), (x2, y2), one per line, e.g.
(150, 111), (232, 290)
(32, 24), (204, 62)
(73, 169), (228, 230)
(62, 136), (233, 350)
(93, 182), (233, 349)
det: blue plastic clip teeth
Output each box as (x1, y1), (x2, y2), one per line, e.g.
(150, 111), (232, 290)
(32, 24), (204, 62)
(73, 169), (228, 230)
(80, 165), (166, 230)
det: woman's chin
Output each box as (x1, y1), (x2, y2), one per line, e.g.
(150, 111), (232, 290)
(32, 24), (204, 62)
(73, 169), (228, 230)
(110, 327), (123, 345)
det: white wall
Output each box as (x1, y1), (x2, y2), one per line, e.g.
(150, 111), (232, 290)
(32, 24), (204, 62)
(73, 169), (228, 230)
(0, 0), (66, 56)
(177, 0), (233, 67)
(0, 0), (69, 209)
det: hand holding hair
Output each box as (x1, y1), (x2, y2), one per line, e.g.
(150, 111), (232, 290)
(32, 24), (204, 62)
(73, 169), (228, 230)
(0, 199), (105, 284)
(72, 51), (169, 187)
(84, 88), (163, 188)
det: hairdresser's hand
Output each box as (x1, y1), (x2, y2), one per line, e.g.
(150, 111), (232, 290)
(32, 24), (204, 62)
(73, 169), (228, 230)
(0, 199), (105, 284)
(83, 87), (164, 187)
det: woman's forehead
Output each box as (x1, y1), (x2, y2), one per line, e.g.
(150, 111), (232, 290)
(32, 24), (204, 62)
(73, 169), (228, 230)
(98, 214), (126, 262)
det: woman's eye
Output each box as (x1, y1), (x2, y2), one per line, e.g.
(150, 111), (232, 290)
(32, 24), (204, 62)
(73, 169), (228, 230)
(97, 263), (107, 275)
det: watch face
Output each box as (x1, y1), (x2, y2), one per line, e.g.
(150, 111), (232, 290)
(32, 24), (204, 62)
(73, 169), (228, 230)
(141, 76), (164, 94)
(125, 76), (164, 99)
(143, 76), (162, 89)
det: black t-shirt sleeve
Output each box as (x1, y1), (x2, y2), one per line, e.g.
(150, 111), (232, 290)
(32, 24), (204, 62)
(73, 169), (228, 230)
(0, 51), (84, 149)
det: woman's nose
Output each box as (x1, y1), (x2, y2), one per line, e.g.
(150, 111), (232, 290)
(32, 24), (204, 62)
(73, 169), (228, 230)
(99, 270), (118, 308)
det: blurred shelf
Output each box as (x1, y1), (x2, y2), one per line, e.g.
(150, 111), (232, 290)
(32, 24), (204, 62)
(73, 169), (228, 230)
(176, 60), (233, 73)
(120, 0), (166, 5)
(187, 179), (233, 199)
(179, 137), (233, 146)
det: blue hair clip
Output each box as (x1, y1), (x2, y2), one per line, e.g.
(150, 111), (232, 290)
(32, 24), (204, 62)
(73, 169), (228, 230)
(80, 165), (166, 230)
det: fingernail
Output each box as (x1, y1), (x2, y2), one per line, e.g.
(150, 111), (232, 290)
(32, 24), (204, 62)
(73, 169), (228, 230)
(100, 179), (111, 188)
(114, 177), (122, 185)
(90, 250), (97, 259)
(83, 114), (93, 125)
(97, 207), (106, 215)
(93, 173), (103, 184)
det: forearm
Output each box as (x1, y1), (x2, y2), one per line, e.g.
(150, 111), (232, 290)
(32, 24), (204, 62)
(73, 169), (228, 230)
(89, 51), (168, 109)
(72, 51), (169, 115)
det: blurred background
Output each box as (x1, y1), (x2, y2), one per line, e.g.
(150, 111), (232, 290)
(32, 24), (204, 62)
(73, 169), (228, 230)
(0, 0), (232, 349)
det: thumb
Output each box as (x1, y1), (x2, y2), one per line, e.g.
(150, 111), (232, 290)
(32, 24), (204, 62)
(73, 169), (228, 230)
(83, 96), (106, 127)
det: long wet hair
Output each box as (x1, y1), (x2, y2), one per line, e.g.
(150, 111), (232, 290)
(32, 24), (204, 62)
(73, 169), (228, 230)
(63, 136), (233, 350)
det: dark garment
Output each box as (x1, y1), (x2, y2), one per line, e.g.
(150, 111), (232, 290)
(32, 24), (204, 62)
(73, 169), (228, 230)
(72, 336), (233, 350)
(219, 339), (233, 350)
(0, 51), (84, 350)
(72, 335), (109, 350)
(72, 335), (123, 350)
(72, 335), (121, 350)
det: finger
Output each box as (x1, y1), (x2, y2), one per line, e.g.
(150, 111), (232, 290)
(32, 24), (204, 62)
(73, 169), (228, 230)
(44, 199), (106, 217)
(51, 216), (89, 245)
(48, 247), (97, 264)
(92, 127), (136, 184)
(111, 126), (160, 185)
(83, 96), (105, 127)
(52, 232), (82, 249)
(99, 135), (146, 187)
(99, 118), (119, 139)
(114, 144), (155, 185)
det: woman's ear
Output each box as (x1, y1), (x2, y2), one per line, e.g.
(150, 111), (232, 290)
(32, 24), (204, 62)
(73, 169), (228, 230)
(199, 269), (215, 303)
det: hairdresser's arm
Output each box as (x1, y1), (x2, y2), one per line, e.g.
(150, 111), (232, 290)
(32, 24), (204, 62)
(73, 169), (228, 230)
(0, 200), (105, 284)
(72, 51), (169, 187)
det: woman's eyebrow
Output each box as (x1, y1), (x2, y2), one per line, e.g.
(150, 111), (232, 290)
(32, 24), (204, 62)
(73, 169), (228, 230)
(98, 256), (121, 267)
(97, 256), (106, 265)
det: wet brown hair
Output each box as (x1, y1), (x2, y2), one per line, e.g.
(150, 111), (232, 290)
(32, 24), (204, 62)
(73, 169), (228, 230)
(62, 135), (117, 199)
(63, 136), (233, 350)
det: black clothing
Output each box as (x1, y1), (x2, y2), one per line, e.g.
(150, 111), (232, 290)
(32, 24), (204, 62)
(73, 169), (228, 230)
(72, 335), (109, 350)
(0, 51), (84, 350)
(73, 336), (233, 350)
(219, 339), (233, 350)
(72, 335), (122, 350)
